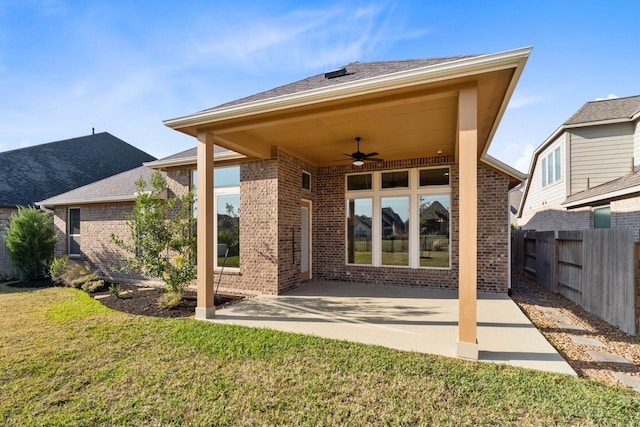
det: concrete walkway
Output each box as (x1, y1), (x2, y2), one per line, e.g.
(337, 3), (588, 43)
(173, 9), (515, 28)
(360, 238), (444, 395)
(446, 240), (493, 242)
(213, 281), (575, 375)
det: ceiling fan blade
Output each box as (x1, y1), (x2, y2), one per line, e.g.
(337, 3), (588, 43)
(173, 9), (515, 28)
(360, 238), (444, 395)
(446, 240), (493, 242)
(363, 152), (379, 158)
(366, 157), (384, 162)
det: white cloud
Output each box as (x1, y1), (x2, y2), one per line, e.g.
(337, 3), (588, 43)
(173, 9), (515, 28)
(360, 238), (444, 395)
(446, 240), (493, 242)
(507, 94), (546, 110)
(596, 93), (619, 101)
(514, 144), (535, 173)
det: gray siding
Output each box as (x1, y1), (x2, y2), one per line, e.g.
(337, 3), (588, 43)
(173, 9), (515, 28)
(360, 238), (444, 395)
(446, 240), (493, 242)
(519, 135), (566, 220)
(569, 122), (634, 194)
(634, 120), (640, 168)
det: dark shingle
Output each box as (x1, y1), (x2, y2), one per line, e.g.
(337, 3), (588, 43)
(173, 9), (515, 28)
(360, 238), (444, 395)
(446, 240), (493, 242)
(0, 132), (156, 206)
(563, 169), (640, 206)
(205, 56), (478, 111)
(39, 166), (161, 206)
(564, 95), (640, 125)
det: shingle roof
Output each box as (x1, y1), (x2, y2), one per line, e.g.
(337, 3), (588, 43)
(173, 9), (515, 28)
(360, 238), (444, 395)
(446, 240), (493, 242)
(564, 95), (640, 125)
(156, 145), (230, 162)
(0, 132), (156, 207)
(39, 166), (163, 206)
(563, 168), (640, 207)
(206, 56), (478, 111)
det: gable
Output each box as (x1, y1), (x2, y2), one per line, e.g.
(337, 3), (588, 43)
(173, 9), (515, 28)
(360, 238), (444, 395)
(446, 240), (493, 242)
(0, 133), (155, 206)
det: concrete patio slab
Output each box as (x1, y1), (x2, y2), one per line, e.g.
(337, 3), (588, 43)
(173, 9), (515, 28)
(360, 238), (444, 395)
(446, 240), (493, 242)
(213, 281), (575, 375)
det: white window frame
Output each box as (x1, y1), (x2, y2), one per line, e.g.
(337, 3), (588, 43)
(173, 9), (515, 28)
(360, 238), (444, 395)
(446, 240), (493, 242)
(214, 186), (240, 271)
(192, 167), (241, 271)
(345, 166), (451, 269)
(542, 146), (562, 188)
(68, 207), (81, 257)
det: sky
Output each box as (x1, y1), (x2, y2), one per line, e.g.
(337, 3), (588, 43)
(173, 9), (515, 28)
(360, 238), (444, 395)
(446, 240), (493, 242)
(1, 0), (639, 173)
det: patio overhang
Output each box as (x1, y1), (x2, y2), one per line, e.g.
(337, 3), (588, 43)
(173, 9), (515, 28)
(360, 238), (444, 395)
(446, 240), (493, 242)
(165, 46), (531, 360)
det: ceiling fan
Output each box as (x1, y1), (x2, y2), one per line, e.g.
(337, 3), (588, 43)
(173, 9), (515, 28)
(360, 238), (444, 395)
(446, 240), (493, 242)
(344, 137), (384, 166)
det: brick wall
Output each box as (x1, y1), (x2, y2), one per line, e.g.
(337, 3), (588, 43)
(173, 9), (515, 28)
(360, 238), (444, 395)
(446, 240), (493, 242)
(48, 153), (513, 294)
(517, 208), (592, 231)
(276, 149), (316, 293)
(52, 203), (146, 282)
(314, 157), (511, 292)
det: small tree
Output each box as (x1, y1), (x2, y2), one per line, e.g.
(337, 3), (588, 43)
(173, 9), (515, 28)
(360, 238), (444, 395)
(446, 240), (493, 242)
(112, 171), (196, 307)
(4, 206), (57, 280)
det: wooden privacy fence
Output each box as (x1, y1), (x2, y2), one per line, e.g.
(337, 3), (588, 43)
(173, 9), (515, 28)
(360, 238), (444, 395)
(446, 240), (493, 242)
(0, 230), (18, 280)
(511, 228), (638, 336)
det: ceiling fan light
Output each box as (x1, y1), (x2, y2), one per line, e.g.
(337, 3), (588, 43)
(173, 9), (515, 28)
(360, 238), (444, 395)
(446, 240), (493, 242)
(352, 159), (365, 166)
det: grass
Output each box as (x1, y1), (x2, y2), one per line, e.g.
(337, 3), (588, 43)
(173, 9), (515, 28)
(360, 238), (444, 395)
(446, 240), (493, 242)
(1, 282), (639, 425)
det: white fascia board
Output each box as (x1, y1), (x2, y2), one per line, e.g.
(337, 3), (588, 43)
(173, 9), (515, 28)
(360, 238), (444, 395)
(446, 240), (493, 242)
(563, 185), (640, 208)
(164, 47), (533, 130)
(144, 151), (244, 169)
(480, 155), (527, 181)
(564, 117), (633, 129)
(38, 194), (137, 208)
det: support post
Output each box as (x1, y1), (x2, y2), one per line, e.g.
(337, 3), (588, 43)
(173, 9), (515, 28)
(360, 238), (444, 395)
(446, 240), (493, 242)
(457, 86), (479, 360)
(195, 131), (215, 319)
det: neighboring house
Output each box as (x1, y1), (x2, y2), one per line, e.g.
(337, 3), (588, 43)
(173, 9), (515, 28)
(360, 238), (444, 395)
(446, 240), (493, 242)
(509, 182), (524, 227)
(518, 95), (640, 235)
(42, 47), (531, 359)
(0, 132), (155, 278)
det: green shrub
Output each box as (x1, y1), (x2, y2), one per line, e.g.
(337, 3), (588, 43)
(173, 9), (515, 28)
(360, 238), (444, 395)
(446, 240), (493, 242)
(109, 282), (122, 298)
(49, 256), (68, 285)
(112, 171), (196, 304)
(158, 290), (183, 308)
(4, 207), (57, 280)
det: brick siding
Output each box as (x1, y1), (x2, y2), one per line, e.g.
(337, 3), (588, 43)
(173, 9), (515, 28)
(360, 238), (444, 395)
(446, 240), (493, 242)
(50, 151), (512, 294)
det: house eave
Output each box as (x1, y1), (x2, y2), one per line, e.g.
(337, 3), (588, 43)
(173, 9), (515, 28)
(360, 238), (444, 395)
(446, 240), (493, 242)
(144, 151), (244, 169)
(480, 155), (527, 188)
(563, 184), (640, 209)
(164, 47), (533, 135)
(38, 195), (138, 208)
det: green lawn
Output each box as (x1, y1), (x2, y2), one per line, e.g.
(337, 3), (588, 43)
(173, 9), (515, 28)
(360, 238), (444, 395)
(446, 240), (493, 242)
(1, 282), (639, 425)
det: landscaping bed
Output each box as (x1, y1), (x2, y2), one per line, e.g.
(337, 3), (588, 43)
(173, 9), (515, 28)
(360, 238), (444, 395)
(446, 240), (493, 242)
(8, 279), (243, 318)
(511, 273), (640, 388)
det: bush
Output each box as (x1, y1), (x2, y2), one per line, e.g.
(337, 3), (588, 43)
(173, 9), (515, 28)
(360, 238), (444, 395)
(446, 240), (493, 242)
(49, 256), (68, 285)
(4, 207), (57, 280)
(56, 260), (104, 292)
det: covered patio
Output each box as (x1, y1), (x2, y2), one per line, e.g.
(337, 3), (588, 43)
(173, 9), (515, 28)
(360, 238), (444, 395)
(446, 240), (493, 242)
(213, 280), (575, 375)
(165, 47), (532, 360)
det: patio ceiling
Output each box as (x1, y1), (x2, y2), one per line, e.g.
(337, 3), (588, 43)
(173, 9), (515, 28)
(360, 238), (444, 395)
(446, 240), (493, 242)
(165, 48), (530, 169)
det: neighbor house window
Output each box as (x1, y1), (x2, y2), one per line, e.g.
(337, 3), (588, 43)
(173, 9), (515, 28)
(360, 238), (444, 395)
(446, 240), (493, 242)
(345, 167), (450, 269)
(594, 206), (611, 229)
(542, 146), (562, 188)
(191, 166), (241, 269)
(68, 208), (81, 257)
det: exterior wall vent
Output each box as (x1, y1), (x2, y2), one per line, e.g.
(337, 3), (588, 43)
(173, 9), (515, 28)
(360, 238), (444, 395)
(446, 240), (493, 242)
(324, 67), (347, 79)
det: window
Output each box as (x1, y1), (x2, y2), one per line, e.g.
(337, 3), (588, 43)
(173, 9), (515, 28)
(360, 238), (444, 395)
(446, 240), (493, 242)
(347, 173), (372, 190)
(381, 196), (409, 265)
(345, 167), (450, 269)
(68, 208), (81, 256)
(302, 171), (311, 190)
(191, 166), (241, 269)
(347, 198), (372, 264)
(594, 206), (611, 229)
(542, 147), (561, 187)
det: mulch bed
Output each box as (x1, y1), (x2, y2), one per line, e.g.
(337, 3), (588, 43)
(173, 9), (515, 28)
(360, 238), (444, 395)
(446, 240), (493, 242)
(7, 279), (244, 318)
